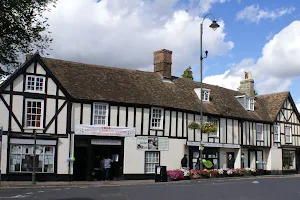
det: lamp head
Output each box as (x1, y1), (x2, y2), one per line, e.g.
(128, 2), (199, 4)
(209, 20), (220, 31)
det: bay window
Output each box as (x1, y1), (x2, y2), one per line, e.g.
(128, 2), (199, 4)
(10, 144), (55, 173)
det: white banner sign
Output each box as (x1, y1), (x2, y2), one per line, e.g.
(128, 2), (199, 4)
(75, 124), (135, 137)
(136, 136), (169, 151)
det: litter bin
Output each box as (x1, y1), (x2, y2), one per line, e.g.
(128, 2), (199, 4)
(155, 166), (168, 182)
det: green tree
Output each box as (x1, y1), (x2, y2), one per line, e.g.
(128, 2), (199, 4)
(182, 66), (193, 80)
(0, 0), (57, 77)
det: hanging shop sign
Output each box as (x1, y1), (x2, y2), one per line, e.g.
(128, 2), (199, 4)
(75, 124), (135, 137)
(136, 136), (169, 151)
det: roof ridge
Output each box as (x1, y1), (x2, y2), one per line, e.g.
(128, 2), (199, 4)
(257, 91), (289, 97)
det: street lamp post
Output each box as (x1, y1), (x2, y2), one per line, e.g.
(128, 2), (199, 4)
(199, 14), (220, 170)
(32, 129), (37, 184)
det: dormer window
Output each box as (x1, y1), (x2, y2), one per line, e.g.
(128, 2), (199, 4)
(236, 95), (254, 111)
(194, 88), (210, 102)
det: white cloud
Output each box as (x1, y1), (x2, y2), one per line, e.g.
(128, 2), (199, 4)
(296, 99), (300, 112)
(204, 20), (300, 95)
(43, 0), (233, 76)
(236, 5), (295, 23)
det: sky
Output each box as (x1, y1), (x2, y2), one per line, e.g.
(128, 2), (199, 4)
(41, 0), (300, 109)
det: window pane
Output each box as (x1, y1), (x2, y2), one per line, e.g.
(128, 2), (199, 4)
(94, 104), (107, 125)
(145, 152), (159, 173)
(283, 150), (295, 170)
(26, 100), (43, 127)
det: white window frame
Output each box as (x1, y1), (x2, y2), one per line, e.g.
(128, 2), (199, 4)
(150, 107), (164, 129)
(273, 125), (280, 142)
(256, 123), (263, 141)
(201, 88), (210, 102)
(93, 103), (109, 126)
(9, 144), (55, 173)
(235, 95), (254, 111)
(145, 151), (160, 174)
(285, 126), (292, 143)
(25, 75), (46, 93)
(25, 99), (44, 129)
(208, 118), (219, 137)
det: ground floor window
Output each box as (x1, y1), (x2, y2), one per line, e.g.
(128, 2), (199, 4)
(9, 144), (55, 173)
(145, 152), (160, 173)
(282, 150), (295, 170)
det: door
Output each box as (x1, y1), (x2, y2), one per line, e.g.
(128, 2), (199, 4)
(73, 147), (88, 181)
(296, 151), (300, 173)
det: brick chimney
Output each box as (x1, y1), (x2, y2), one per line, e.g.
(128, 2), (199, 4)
(238, 71), (255, 96)
(153, 49), (172, 79)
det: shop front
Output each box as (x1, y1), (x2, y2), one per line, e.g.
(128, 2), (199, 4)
(282, 147), (297, 174)
(73, 124), (135, 181)
(186, 141), (241, 170)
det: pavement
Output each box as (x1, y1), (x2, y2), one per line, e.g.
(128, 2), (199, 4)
(1, 174), (300, 189)
(0, 176), (300, 199)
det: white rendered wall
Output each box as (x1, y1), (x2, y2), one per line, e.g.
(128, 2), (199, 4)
(160, 139), (186, 170)
(1, 135), (8, 174)
(57, 138), (70, 174)
(268, 148), (282, 171)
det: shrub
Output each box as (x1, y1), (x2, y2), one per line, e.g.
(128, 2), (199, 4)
(167, 170), (184, 180)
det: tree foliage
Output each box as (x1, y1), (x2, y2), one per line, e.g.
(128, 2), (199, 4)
(182, 66), (193, 80)
(0, 0), (57, 76)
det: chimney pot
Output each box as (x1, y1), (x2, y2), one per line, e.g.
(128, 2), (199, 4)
(238, 71), (255, 96)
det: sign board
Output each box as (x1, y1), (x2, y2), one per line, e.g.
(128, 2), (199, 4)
(186, 141), (240, 149)
(75, 124), (135, 137)
(91, 139), (122, 146)
(136, 136), (169, 151)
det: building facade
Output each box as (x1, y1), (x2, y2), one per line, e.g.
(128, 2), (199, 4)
(0, 49), (300, 181)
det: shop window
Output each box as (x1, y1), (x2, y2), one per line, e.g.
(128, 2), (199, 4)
(256, 123), (263, 141)
(25, 99), (44, 128)
(25, 75), (45, 93)
(285, 126), (292, 143)
(9, 144), (55, 173)
(145, 152), (160, 173)
(151, 108), (163, 129)
(93, 103), (108, 125)
(273, 125), (280, 142)
(282, 150), (295, 170)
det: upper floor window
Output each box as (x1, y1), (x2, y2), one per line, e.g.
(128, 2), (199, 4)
(151, 107), (163, 129)
(202, 89), (210, 102)
(256, 123), (263, 141)
(285, 126), (292, 143)
(208, 118), (219, 137)
(25, 99), (44, 128)
(93, 103), (108, 125)
(274, 125), (280, 142)
(25, 75), (45, 93)
(194, 88), (210, 102)
(236, 95), (254, 111)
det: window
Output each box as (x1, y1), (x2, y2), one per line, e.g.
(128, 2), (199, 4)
(256, 123), (263, 141)
(93, 103), (108, 125)
(282, 150), (295, 170)
(145, 152), (160, 173)
(235, 95), (254, 111)
(25, 99), (43, 128)
(25, 75), (45, 93)
(202, 89), (210, 101)
(208, 118), (219, 137)
(273, 125), (280, 142)
(10, 144), (55, 173)
(285, 126), (292, 143)
(151, 108), (163, 129)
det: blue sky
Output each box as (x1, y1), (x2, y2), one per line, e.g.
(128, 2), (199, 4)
(42, 0), (300, 108)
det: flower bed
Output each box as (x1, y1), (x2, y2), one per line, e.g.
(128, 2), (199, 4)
(167, 168), (266, 181)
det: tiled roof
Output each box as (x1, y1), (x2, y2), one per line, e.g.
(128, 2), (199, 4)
(256, 92), (290, 121)
(40, 57), (287, 123)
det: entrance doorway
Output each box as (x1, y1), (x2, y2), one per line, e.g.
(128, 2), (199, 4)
(91, 145), (124, 181)
(73, 146), (88, 181)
